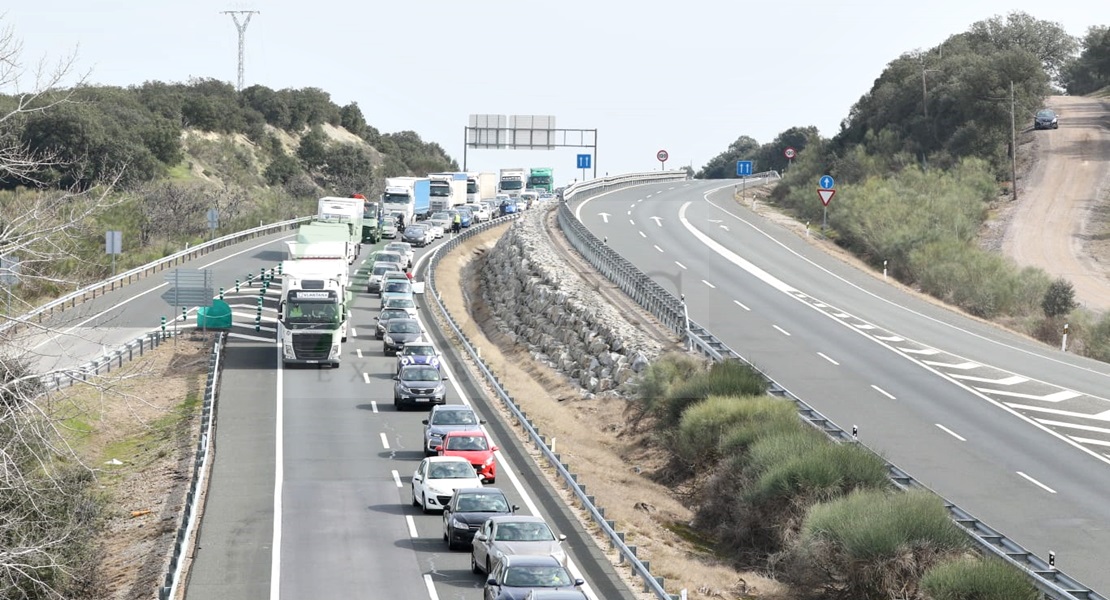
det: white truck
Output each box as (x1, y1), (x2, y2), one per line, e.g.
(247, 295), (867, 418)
(466, 172), (498, 203)
(296, 221), (358, 264)
(277, 243), (352, 368)
(316, 196), (364, 255)
(428, 173), (468, 213)
(382, 177), (432, 225)
(498, 168), (526, 198)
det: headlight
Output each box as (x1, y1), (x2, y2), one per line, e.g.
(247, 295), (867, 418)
(384, 335), (394, 344)
(482, 455), (495, 467)
(428, 486), (448, 497)
(329, 344), (340, 358)
(451, 518), (469, 530)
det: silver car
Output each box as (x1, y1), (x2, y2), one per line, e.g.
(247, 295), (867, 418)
(471, 515), (568, 575)
(384, 242), (414, 268)
(367, 262), (396, 294)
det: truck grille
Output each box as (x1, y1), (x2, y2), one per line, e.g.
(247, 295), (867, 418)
(293, 333), (334, 359)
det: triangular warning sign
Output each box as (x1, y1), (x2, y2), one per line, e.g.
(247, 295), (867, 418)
(817, 188), (835, 206)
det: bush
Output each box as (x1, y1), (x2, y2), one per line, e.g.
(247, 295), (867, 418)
(659, 360), (766, 428)
(921, 556), (1039, 600)
(674, 395), (792, 469)
(1085, 311), (1110, 362)
(1042, 278), (1078, 317)
(748, 442), (890, 509)
(717, 400), (805, 459)
(632, 352), (706, 421)
(744, 428), (827, 476)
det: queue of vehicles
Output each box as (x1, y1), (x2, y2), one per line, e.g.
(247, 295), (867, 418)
(356, 229), (589, 599)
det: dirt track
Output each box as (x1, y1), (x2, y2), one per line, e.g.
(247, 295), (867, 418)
(1001, 95), (1110, 311)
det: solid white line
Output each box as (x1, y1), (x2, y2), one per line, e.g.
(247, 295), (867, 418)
(702, 280), (716, 289)
(1068, 436), (1110, 448)
(653, 245), (663, 253)
(363, 373), (371, 384)
(392, 470), (402, 487)
(1017, 471), (1057, 494)
(935, 423), (966, 442)
(270, 341), (284, 600)
(380, 432), (390, 450)
(1035, 418), (1110, 435)
(950, 374), (1029, 385)
(356, 348), (364, 358)
(773, 325), (790, 336)
(638, 231), (646, 238)
(921, 360), (981, 370)
(817, 352), (839, 365)
(733, 300), (750, 311)
(675, 261), (687, 270)
(973, 389), (1082, 403)
(407, 515), (420, 539)
(371, 401), (379, 414)
(871, 385), (896, 400)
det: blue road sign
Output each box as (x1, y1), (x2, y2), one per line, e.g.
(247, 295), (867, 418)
(577, 154), (592, 169)
(819, 175), (835, 189)
(736, 160), (753, 176)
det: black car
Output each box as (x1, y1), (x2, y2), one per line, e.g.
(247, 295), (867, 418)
(394, 364), (448, 410)
(442, 487), (518, 550)
(1034, 108), (1058, 130)
(382, 317), (424, 355)
(374, 308), (410, 340)
(482, 555), (584, 600)
(402, 223), (431, 247)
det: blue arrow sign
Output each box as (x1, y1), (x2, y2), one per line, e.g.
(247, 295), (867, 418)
(819, 175), (835, 189)
(736, 160), (753, 176)
(577, 154), (591, 169)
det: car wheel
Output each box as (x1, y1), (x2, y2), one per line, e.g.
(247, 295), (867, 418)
(486, 558), (492, 575)
(395, 399), (403, 412)
(422, 493), (431, 514)
(486, 477), (495, 484)
(412, 485), (420, 507)
(471, 553), (482, 574)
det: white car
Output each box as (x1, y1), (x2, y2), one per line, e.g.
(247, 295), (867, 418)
(382, 296), (418, 319)
(428, 211), (453, 232)
(465, 202), (490, 223)
(424, 222), (445, 239)
(412, 456), (484, 513)
(384, 241), (414, 268)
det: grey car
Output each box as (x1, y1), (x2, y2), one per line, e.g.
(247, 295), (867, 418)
(481, 555), (583, 600)
(367, 262), (397, 294)
(422, 404), (485, 455)
(1034, 108), (1058, 130)
(471, 515), (568, 575)
(382, 317), (424, 355)
(374, 308), (410, 340)
(380, 279), (414, 308)
(384, 241), (414, 268)
(394, 364), (448, 410)
(402, 223), (432, 247)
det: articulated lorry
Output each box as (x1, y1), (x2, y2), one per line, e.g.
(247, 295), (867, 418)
(316, 196), (365, 253)
(382, 177), (431, 225)
(428, 172), (468, 213)
(527, 168), (554, 193)
(357, 194), (384, 243)
(498, 168), (526, 198)
(277, 241), (352, 368)
(466, 172), (498, 202)
(296, 221), (358, 264)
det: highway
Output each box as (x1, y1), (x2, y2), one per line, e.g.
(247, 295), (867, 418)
(575, 179), (1110, 593)
(184, 226), (635, 600)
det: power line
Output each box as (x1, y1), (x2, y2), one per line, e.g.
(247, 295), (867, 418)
(221, 10), (259, 92)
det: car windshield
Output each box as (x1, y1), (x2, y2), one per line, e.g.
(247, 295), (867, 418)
(432, 212), (450, 221)
(431, 410), (477, 426)
(388, 320), (421, 334)
(403, 366), (441, 381)
(373, 265), (391, 275)
(376, 253), (401, 263)
(1037, 109), (1055, 118)
(446, 435), (488, 451)
(503, 566), (571, 587)
(403, 345), (435, 356)
(384, 298), (415, 310)
(379, 309), (407, 322)
(384, 281), (412, 293)
(456, 493), (509, 513)
(495, 521), (554, 542)
(386, 245), (409, 254)
(429, 462), (476, 479)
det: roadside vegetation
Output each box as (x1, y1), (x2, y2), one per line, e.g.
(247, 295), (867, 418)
(632, 353), (1041, 599)
(698, 11), (1110, 360)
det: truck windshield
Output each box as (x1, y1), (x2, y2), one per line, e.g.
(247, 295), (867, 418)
(500, 180), (523, 191)
(430, 186), (450, 197)
(286, 301), (340, 328)
(384, 194), (411, 205)
(467, 181), (478, 193)
(527, 176), (552, 186)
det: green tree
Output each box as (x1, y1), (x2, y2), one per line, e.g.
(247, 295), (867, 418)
(1061, 26), (1110, 95)
(264, 152), (302, 185)
(296, 127), (329, 170)
(1042, 278), (1078, 317)
(965, 11), (1077, 84)
(697, 135), (760, 179)
(339, 102), (368, 138)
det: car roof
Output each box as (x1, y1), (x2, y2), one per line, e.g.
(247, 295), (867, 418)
(487, 514), (544, 525)
(389, 317), (419, 325)
(425, 455), (473, 464)
(501, 554), (562, 568)
(525, 591), (588, 600)
(453, 486), (506, 496)
(430, 404), (471, 412)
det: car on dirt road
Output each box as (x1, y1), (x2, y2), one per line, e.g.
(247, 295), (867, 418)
(1034, 108), (1058, 130)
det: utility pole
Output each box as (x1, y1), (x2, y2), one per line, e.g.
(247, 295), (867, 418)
(1011, 80), (1018, 202)
(221, 10), (259, 92)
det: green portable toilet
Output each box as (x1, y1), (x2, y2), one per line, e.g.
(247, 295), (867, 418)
(196, 299), (233, 330)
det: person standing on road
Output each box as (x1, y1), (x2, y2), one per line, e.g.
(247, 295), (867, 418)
(451, 212), (462, 234)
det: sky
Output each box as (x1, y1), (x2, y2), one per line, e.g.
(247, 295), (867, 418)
(4, 1), (1103, 184)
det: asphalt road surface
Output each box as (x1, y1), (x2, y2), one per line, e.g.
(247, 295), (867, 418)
(576, 179), (1110, 594)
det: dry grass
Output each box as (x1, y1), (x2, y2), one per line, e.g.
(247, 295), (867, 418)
(430, 224), (788, 600)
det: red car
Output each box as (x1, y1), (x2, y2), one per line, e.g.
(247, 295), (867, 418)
(437, 430), (498, 483)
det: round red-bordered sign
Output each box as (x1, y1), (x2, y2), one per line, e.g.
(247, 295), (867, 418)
(784, 147), (797, 159)
(657, 149), (669, 162)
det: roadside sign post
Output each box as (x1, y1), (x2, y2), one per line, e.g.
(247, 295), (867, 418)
(0, 254), (20, 317)
(736, 160), (754, 206)
(105, 230), (122, 276)
(576, 153), (591, 182)
(818, 175), (835, 232)
(783, 146), (796, 171)
(206, 208), (219, 240)
(657, 149), (669, 171)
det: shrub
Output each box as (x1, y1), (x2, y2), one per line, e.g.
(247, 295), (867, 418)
(674, 395), (793, 469)
(921, 556), (1039, 600)
(748, 442), (890, 508)
(744, 428), (827, 476)
(717, 401), (805, 459)
(1085, 311), (1110, 362)
(659, 360), (766, 428)
(1042, 278), (1078, 317)
(632, 352), (706, 421)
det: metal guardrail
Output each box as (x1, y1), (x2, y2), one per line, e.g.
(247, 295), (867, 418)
(426, 171), (688, 600)
(557, 177), (1106, 600)
(1, 216), (311, 333)
(39, 330), (178, 392)
(159, 332), (226, 600)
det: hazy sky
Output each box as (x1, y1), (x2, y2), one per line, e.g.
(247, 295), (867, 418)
(4, 1), (1103, 183)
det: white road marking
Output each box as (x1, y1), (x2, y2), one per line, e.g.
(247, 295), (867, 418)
(350, 328), (358, 337)
(380, 432), (390, 450)
(675, 261), (687, 270)
(950, 374), (1029, 385)
(852, 323), (876, 330)
(363, 372), (371, 384)
(702, 280), (716, 289)
(356, 348), (363, 358)
(598, 212), (610, 223)
(875, 335), (905, 342)
(407, 515), (420, 538)
(733, 300), (750, 311)
(773, 325), (791, 336)
(871, 385), (896, 400)
(629, 203), (636, 209)
(654, 245), (663, 253)
(627, 211), (632, 216)
(650, 216), (663, 226)
(629, 219), (634, 225)
(719, 225), (730, 231)
(832, 312), (850, 318)
(1035, 419), (1110, 435)
(371, 401), (379, 414)
(817, 352), (839, 365)
(974, 389), (1082, 403)
(935, 424), (966, 441)
(922, 360), (981, 370)
(1069, 436), (1110, 448)
(270, 342), (285, 600)
(900, 347), (941, 355)
(1005, 404), (1110, 421)
(814, 302), (827, 308)
(1017, 471), (1057, 494)
(392, 469), (402, 488)
(639, 231), (646, 238)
